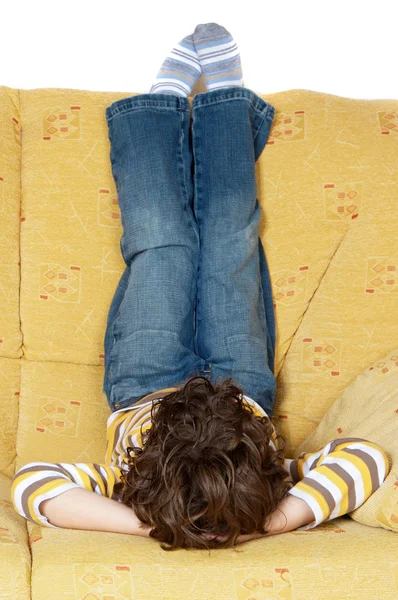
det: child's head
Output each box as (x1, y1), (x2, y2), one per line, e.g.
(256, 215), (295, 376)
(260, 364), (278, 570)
(116, 375), (292, 550)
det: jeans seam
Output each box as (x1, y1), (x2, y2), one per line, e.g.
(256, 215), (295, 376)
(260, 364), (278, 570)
(178, 110), (190, 214)
(253, 106), (275, 144)
(193, 94), (272, 114)
(193, 87), (257, 102)
(107, 105), (190, 123)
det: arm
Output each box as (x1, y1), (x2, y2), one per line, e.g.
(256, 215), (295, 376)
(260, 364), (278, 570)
(283, 437), (390, 530)
(39, 482), (311, 539)
(209, 436), (390, 545)
(40, 487), (152, 536)
(11, 461), (125, 528)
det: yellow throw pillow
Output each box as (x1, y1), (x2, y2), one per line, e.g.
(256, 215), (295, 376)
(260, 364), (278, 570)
(294, 348), (397, 532)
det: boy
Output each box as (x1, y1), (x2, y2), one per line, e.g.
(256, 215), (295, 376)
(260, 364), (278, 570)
(11, 24), (390, 550)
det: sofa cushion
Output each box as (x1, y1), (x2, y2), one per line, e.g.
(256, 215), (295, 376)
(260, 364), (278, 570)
(0, 86), (22, 359)
(27, 516), (398, 599)
(0, 86), (22, 480)
(295, 347), (397, 532)
(0, 473), (31, 598)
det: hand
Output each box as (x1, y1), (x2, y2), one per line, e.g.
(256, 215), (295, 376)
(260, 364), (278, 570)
(134, 520), (154, 537)
(135, 525), (153, 537)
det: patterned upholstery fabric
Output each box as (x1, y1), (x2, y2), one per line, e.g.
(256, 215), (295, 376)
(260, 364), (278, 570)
(0, 85), (397, 599)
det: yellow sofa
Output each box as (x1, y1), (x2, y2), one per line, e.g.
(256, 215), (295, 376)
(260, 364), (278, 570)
(1, 84), (398, 599)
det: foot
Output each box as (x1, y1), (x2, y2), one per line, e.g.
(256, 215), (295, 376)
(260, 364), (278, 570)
(150, 33), (202, 97)
(192, 23), (244, 91)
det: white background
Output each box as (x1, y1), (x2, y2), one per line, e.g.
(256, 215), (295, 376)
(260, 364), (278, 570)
(1, 0), (397, 100)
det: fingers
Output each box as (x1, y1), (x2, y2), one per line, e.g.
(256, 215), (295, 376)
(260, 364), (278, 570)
(200, 532), (228, 542)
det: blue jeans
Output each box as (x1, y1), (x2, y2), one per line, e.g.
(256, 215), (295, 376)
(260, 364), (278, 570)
(103, 86), (277, 416)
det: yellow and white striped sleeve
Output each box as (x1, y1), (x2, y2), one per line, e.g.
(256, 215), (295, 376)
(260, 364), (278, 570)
(284, 437), (391, 530)
(11, 462), (123, 528)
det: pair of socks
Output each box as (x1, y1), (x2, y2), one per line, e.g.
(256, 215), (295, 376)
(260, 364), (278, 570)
(149, 23), (244, 97)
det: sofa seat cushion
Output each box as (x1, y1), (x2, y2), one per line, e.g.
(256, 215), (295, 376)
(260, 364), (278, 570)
(26, 516), (398, 600)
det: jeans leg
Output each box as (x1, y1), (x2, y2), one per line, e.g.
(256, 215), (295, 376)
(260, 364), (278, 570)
(192, 86), (276, 416)
(103, 93), (206, 412)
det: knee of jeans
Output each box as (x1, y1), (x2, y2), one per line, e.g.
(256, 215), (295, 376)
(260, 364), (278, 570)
(120, 218), (199, 263)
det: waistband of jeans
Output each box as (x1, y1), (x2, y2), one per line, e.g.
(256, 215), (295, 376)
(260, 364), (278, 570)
(192, 86), (275, 118)
(106, 93), (190, 121)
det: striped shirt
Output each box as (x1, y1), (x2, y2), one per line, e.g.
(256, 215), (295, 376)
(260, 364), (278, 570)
(11, 387), (391, 531)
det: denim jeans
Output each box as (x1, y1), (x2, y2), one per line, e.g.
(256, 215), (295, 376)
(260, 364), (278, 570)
(103, 86), (277, 416)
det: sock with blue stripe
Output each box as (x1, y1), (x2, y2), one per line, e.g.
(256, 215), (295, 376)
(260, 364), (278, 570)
(192, 23), (244, 91)
(150, 34), (201, 97)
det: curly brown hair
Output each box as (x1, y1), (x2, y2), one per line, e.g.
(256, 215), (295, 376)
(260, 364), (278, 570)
(115, 375), (293, 551)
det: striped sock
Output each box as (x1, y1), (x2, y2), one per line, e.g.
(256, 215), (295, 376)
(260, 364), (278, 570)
(192, 23), (244, 91)
(150, 34), (202, 97)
